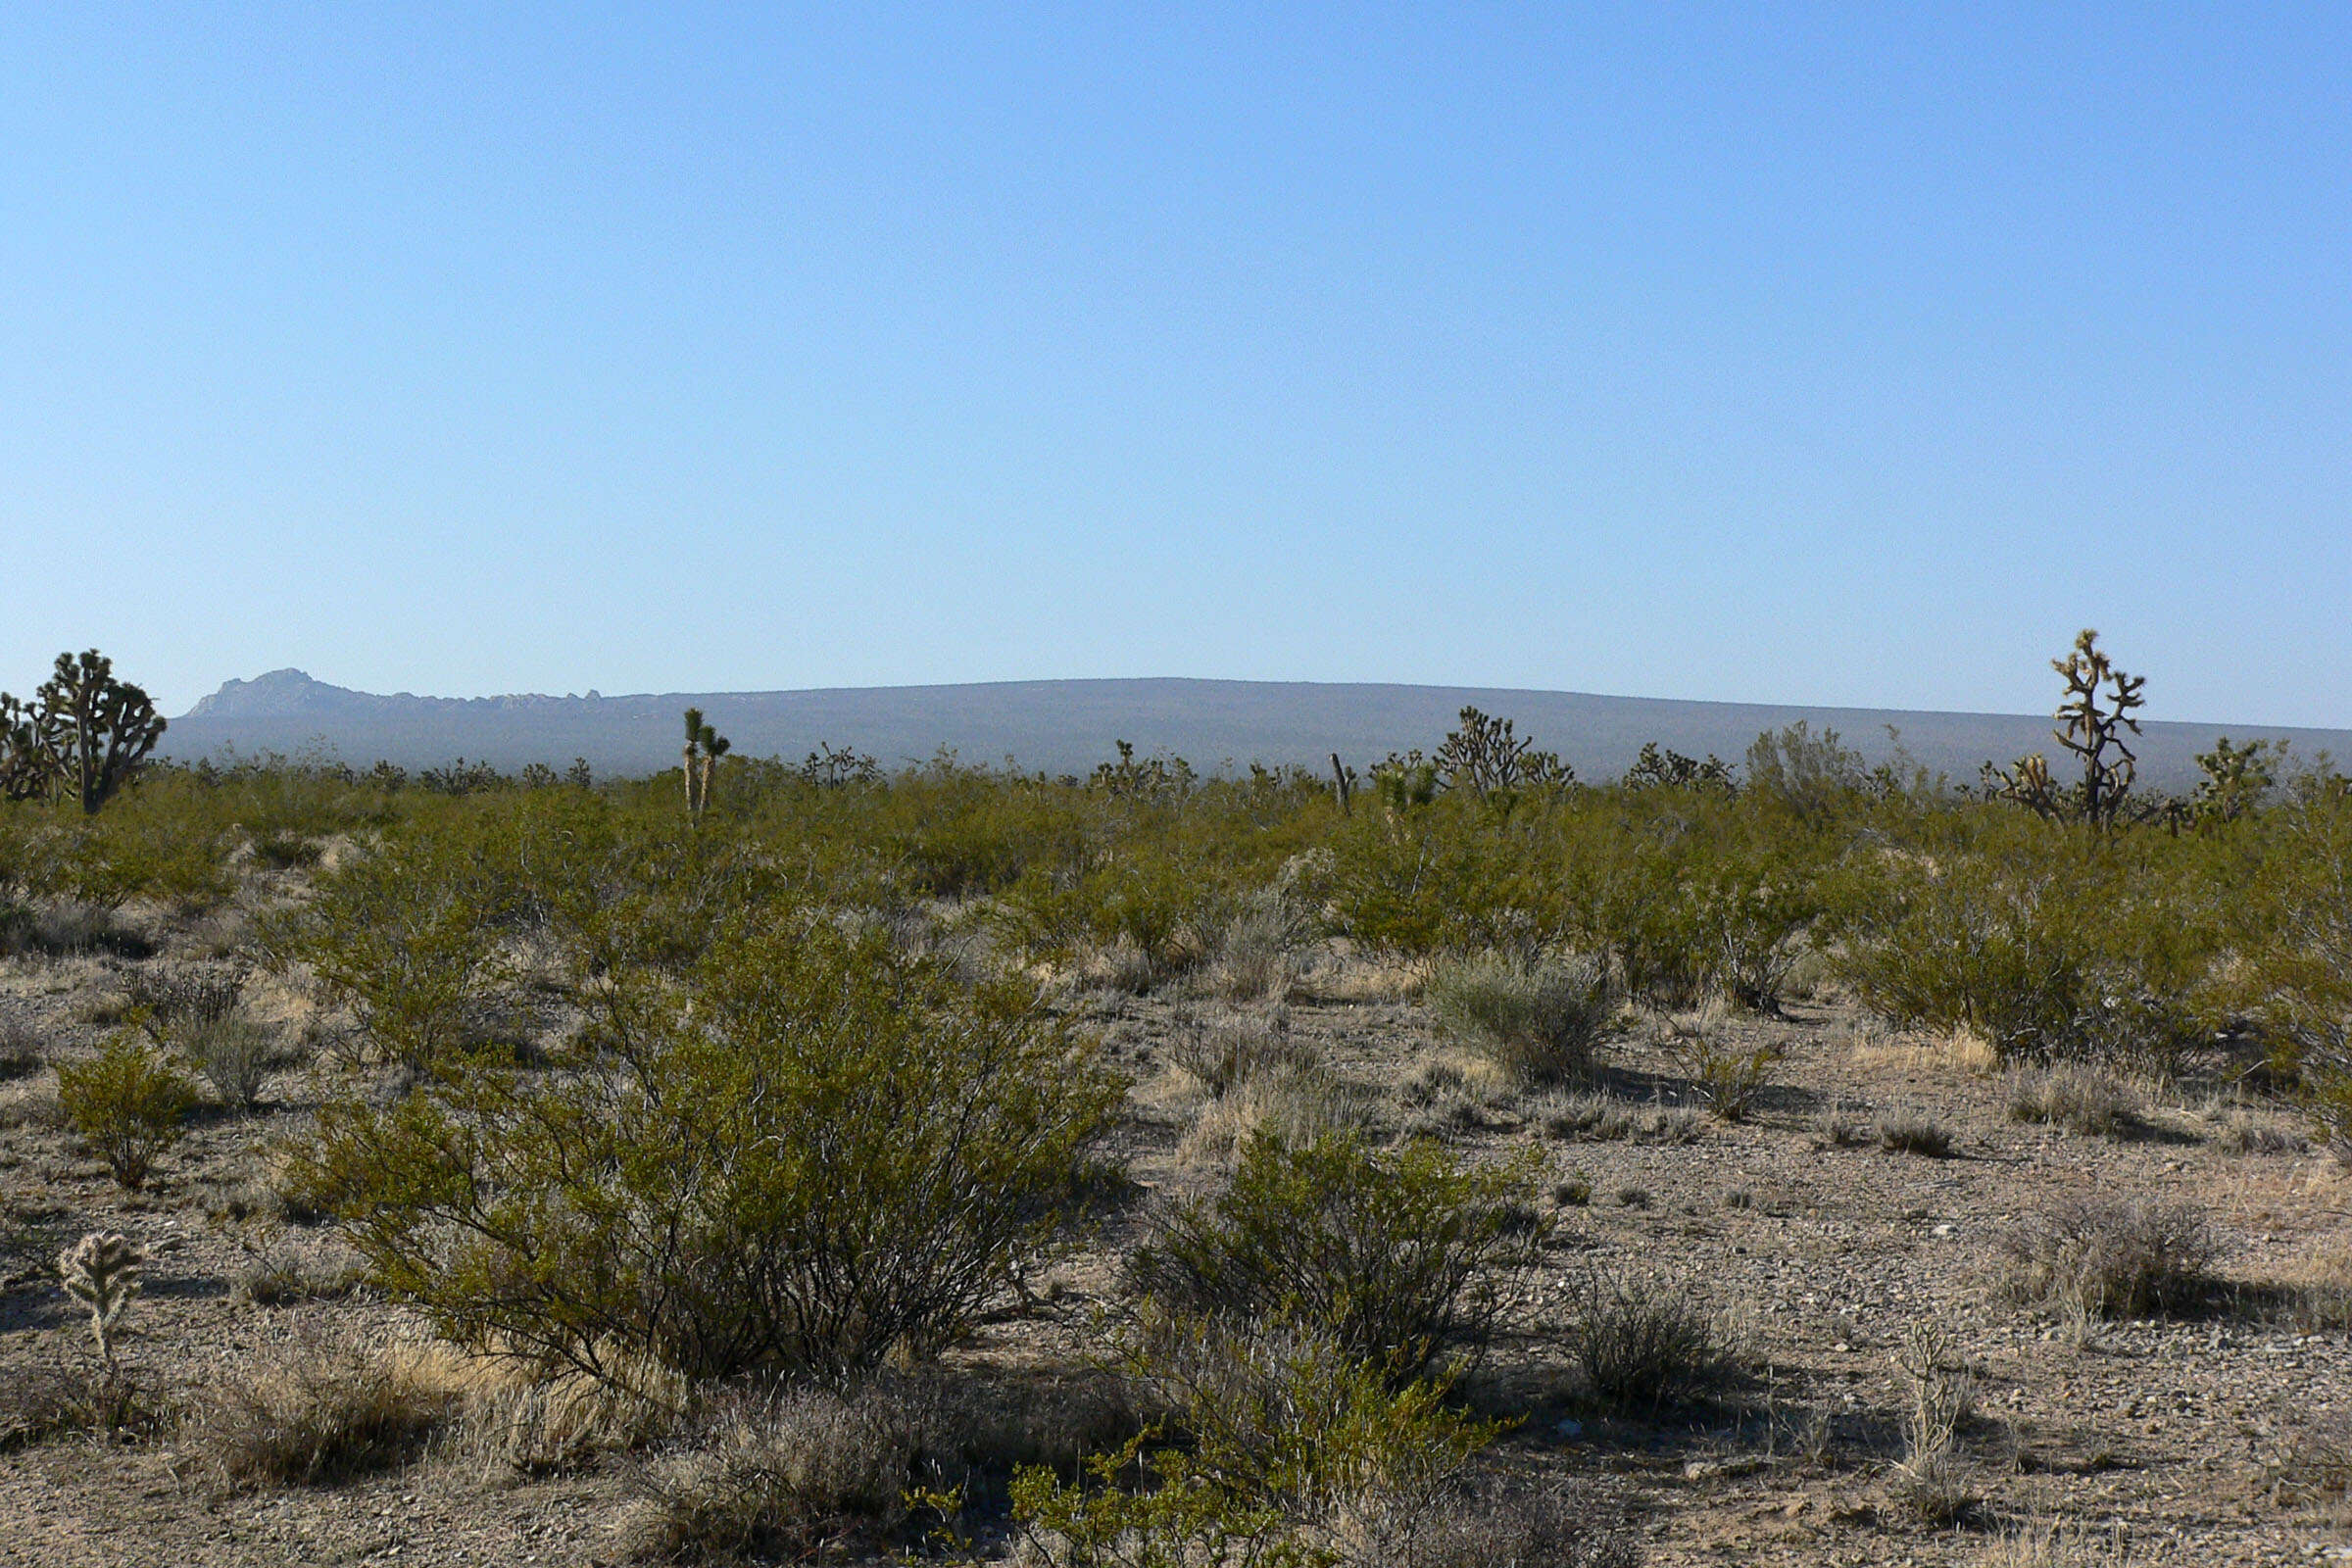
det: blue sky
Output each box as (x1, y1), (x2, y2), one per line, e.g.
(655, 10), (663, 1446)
(3, 5), (2346, 724)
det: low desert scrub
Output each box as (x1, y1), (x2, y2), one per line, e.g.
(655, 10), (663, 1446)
(1164, 1009), (1317, 1098)
(1663, 1024), (1783, 1121)
(1562, 1269), (1746, 1411)
(54, 1033), (199, 1190)
(1425, 952), (1612, 1087)
(0, 1017), (42, 1079)
(286, 921), (1122, 1385)
(1997, 1198), (2221, 1320)
(1132, 1131), (1544, 1378)
(624, 1383), (929, 1562)
(2003, 1064), (2141, 1137)
(123, 963), (247, 1043)
(188, 1336), (476, 1489)
(1014, 1312), (1517, 1568)
(1397, 1054), (1514, 1139)
(1876, 1109), (1955, 1157)
(1202, 889), (1311, 1002)
(179, 1012), (278, 1111)
(1886, 1321), (1978, 1527)
(1175, 1056), (1375, 1170)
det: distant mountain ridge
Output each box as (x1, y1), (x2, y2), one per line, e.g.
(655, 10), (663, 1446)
(162, 670), (2352, 791)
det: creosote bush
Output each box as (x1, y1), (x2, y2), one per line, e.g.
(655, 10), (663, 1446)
(286, 918), (1122, 1386)
(1130, 1131), (1544, 1380)
(1013, 1312), (1525, 1568)
(55, 1034), (199, 1190)
(1425, 952), (1613, 1087)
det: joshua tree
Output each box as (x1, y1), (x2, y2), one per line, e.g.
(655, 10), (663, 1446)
(1435, 707), (1568, 795)
(10, 651), (168, 814)
(0, 692), (61, 802)
(680, 708), (730, 820)
(1990, 629), (2151, 827)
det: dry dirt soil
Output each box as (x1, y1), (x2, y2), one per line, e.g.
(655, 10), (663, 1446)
(2, 904), (2350, 1568)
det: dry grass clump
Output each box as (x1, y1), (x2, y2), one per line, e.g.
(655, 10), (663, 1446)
(1997, 1197), (2221, 1320)
(1876, 1109), (1955, 1157)
(1534, 1091), (1700, 1146)
(1808, 1103), (1868, 1149)
(2002, 1064), (2141, 1137)
(2209, 1107), (2308, 1155)
(1398, 1054), (1514, 1139)
(1174, 1031), (1375, 1170)
(465, 1360), (689, 1476)
(1425, 953), (1612, 1087)
(0, 1017), (44, 1080)
(1972, 1520), (2134, 1566)
(188, 1336), (476, 1489)
(1164, 1010), (1316, 1098)
(18, 900), (153, 958)
(1337, 1473), (1641, 1568)
(231, 1237), (366, 1306)
(180, 1013), (278, 1111)
(623, 1383), (931, 1563)
(1202, 890), (1312, 1002)
(1076, 935), (1158, 996)
(1562, 1270), (1745, 1411)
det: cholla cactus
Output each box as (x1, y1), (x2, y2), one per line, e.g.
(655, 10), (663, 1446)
(59, 1232), (145, 1374)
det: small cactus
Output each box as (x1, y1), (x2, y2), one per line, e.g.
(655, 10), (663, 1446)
(59, 1232), (145, 1374)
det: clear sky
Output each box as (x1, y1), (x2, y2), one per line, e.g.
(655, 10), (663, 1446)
(3, 5), (2346, 725)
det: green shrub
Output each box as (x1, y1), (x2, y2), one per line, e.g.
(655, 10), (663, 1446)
(55, 1034), (198, 1190)
(1128, 1132), (1544, 1379)
(1012, 1312), (1505, 1568)
(1425, 953), (1611, 1086)
(277, 832), (513, 1068)
(1829, 828), (2212, 1068)
(285, 919), (1122, 1385)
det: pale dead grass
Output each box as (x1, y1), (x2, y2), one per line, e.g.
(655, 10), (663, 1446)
(1845, 1020), (1997, 1077)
